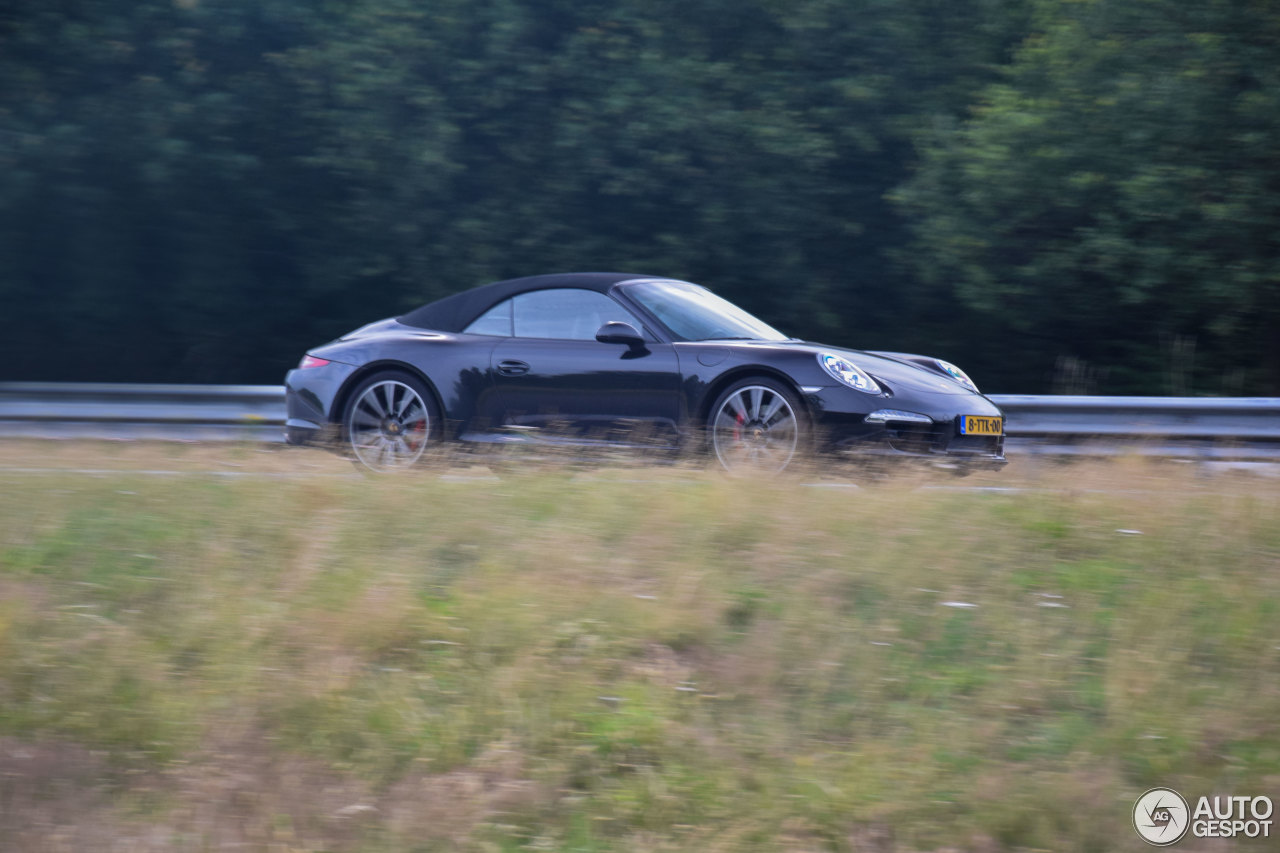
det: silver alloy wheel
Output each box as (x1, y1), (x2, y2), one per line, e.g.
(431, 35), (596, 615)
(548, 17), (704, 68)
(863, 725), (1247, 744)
(711, 384), (800, 473)
(346, 379), (431, 471)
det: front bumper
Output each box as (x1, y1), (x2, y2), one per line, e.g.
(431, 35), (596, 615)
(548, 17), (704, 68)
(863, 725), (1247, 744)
(804, 387), (1008, 467)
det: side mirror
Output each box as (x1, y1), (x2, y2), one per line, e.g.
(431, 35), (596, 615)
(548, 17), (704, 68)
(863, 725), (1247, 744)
(595, 321), (645, 348)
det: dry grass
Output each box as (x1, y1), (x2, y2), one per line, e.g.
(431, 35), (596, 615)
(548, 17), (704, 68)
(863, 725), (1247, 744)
(0, 442), (1278, 851)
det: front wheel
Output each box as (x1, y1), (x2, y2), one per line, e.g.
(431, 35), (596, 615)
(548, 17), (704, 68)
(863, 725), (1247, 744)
(343, 371), (440, 472)
(708, 378), (808, 474)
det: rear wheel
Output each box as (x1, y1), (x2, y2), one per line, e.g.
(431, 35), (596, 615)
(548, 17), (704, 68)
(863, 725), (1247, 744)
(343, 371), (440, 472)
(709, 377), (808, 474)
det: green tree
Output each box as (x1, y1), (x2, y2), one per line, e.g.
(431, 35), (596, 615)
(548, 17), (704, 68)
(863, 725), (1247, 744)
(896, 0), (1280, 393)
(0, 0), (354, 379)
(0, 0), (1032, 384)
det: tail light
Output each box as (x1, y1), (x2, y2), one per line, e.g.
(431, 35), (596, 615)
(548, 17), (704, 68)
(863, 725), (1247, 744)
(298, 355), (330, 369)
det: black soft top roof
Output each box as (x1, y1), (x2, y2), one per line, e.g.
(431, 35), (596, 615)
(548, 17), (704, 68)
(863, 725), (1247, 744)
(398, 272), (652, 332)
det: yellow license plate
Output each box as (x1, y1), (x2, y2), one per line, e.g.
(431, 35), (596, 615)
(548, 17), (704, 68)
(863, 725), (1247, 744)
(960, 415), (1003, 436)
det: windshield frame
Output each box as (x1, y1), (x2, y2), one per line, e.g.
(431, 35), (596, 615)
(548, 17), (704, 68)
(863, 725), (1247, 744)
(615, 279), (790, 343)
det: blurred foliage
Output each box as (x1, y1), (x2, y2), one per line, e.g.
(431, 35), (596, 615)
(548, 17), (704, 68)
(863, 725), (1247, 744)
(0, 0), (1275, 392)
(895, 0), (1280, 393)
(1, 453), (1279, 849)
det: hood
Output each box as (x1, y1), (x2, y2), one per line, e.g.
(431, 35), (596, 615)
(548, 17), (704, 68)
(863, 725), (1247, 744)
(725, 340), (974, 395)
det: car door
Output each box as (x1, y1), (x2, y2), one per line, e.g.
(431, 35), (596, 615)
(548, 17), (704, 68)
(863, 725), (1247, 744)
(485, 288), (682, 447)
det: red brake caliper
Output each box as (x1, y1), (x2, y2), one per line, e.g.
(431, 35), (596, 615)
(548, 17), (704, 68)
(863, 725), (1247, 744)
(407, 419), (427, 449)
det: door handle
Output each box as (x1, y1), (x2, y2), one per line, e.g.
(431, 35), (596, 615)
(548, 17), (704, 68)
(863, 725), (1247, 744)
(497, 359), (530, 376)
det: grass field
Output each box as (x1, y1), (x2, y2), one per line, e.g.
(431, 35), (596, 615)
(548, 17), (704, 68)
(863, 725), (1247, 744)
(1, 442), (1278, 852)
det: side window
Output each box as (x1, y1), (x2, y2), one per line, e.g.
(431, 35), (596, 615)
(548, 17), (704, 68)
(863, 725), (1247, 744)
(512, 289), (645, 340)
(464, 298), (513, 336)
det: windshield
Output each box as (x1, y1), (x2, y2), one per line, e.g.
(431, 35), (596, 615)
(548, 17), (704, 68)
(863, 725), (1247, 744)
(621, 280), (789, 342)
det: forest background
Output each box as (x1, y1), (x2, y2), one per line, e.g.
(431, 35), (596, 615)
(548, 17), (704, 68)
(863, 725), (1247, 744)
(2, 0), (1277, 394)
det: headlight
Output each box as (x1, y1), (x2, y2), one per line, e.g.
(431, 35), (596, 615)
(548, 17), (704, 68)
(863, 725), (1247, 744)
(818, 352), (880, 394)
(936, 359), (978, 392)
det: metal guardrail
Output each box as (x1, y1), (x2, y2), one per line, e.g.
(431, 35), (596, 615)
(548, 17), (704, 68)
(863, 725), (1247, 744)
(990, 395), (1280, 460)
(0, 382), (286, 443)
(1, 383), (1278, 459)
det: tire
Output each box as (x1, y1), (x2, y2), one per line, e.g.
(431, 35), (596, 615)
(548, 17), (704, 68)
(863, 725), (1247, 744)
(708, 377), (808, 474)
(342, 371), (441, 472)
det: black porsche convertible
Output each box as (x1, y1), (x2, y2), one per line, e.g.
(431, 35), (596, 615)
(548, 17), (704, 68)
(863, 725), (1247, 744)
(284, 273), (1006, 473)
